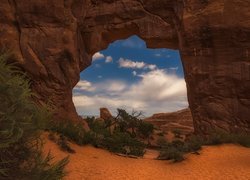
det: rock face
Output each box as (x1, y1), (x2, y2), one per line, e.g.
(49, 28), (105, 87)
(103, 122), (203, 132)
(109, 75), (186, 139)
(1, 0), (250, 134)
(100, 107), (113, 120)
(145, 108), (194, 135)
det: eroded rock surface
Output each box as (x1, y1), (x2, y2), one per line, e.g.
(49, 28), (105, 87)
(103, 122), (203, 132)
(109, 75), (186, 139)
(100, 107), (113, 120)
(145, 108), (194, 135)
(1, 0), (249, 134)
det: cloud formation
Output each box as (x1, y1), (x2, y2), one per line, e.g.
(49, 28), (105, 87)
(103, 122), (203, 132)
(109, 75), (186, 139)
(74, 80), (95, 91)
(120, 37), (145, 48)
(105, 56), (113, 63)
(73, 69), (188, 116)
(118, 58), (157, 70)
(92, 52), (105, 61)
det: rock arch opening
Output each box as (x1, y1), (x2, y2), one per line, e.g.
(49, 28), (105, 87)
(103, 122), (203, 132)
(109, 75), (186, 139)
(1, 0), (249, 135)
(73, 35), (189, 118)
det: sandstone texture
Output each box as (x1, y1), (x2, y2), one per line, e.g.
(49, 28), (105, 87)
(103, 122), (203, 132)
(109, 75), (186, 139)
(100, 107), (113, 120)
(145, 108), (194, 135)
(0, 0), (250, 134)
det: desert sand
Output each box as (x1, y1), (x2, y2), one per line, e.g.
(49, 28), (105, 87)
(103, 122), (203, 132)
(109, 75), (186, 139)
(43, 135), (250, 180)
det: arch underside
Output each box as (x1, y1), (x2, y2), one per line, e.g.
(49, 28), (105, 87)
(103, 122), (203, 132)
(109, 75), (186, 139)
(0, 0), (249, 134)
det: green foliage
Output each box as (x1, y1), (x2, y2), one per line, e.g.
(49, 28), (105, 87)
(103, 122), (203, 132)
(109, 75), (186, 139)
(158, 146), (184, 162)
(53, 112), (147, 156)
(115, 109), (142, 135)
(157, 138), (202, 163)
(156, 137), (168, 148)
(49, 120), (86, 145)
(205, 130), (250, 147)
(86, 117), (110, 137)
(185, 135), (202, 152)
(0, 53), (68, 179)
(103, 132), (146, 156)
(137, 121), (154, 138)
(57, 135), (75, 154)
(24, 152), (69, 180)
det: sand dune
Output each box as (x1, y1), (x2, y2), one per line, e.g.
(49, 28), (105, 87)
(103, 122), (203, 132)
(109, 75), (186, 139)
(43, 135), (250, 180)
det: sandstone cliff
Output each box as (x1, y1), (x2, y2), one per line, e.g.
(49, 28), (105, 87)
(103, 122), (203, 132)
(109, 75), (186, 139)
(145, 108), (193, 135)
(0, 0), (249, 134)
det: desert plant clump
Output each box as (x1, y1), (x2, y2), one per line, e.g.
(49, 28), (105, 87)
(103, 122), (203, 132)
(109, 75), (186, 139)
(57, 135), (76, 154)
(158, 146), (184, 162)
(157, 136), (203, 162)
(0, 53), (68, 179)
(103, 131), (146, 156)
(205, 130), (250, 147)
(137, 121), (154, 139)
(83, 109), (150, 156)
(48, 119), (87, 145)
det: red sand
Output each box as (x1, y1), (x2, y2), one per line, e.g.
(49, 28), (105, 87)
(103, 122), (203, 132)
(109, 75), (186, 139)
(43, 134), (250, 180)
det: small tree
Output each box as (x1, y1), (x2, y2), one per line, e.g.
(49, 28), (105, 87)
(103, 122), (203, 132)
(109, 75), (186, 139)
(0, 53), (68, 179)
(138, 121), (154, 139)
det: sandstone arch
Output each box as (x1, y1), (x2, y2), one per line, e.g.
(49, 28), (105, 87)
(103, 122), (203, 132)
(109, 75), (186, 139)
(0, 0), (249, 134)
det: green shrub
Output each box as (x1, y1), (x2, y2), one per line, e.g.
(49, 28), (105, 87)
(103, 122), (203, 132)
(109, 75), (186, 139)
(49, 120), (86, 145)
(103, 132), (146, 156)
(0, 53), (68, 179)
(137, 121), (154, 138)
(206, 130), (250, 147)
(158, 146), (184, 162)
(57, 135), (75, 154)
(157, 137), (168, 148)
(24, 152), (69, 180)
(236, 134), (250, 147)
(185, 135), (202, 152)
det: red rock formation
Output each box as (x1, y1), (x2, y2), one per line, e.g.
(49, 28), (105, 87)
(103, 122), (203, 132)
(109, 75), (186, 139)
(145, 108), (194, 135)
(0, 0), (249, 134)
(100, 107), (113, 120)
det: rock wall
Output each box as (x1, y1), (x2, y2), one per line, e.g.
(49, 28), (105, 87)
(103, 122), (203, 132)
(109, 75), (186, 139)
(0, 0), (249, 134)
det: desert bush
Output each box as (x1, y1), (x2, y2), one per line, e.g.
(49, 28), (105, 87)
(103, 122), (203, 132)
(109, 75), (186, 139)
(158, 146), (184, 162)
(206, 130), (250, 147)
(49, 120), (86, 145)
(137, 121), (154, 138)
(157, 138), (201, 162)
(86, 117), (110, 137)
(185, 135), (202, 152)
(157, 137), (168, 148)
(24, 152), (69, 180)
(0, 53), (68, 179)
(103, 131), (146, 156)
(235, 134), (250, 147)
(57, 135), (75, 154)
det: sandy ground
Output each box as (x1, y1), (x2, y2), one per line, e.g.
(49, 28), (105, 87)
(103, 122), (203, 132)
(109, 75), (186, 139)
(43, 135), (250, 180)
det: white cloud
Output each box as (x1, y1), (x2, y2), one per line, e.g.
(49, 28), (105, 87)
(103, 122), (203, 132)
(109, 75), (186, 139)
(121, 38), (145, 49)
(73, 69), (188, 116)
(74, 80), (95, 91)
(92, 52), (105, 61)
(105, 56), (113, 63)
(155, 53), (161, 57)
(132, 71), (137, 76)
(169, 67), (179, 71)
(118, 58), (157, 70)
(118, 58), (145, 69)
(147, 64), (157, 70)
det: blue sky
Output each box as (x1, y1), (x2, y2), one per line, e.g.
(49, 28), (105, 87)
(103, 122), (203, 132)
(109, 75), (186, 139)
(73, 35), (188, 117)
